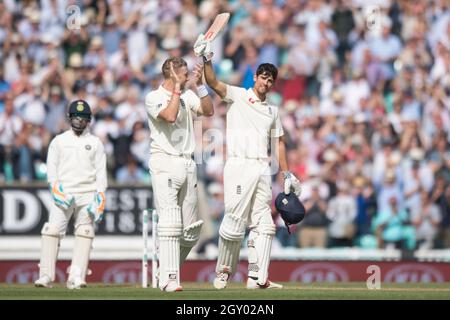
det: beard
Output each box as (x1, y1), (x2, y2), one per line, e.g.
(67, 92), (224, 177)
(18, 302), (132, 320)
(70, 117), (89, 135)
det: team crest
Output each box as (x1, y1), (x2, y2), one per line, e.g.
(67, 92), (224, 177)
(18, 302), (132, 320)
(85, 145), (91, 150)
(77, 102), (85, 112)
(180, 99), (186, 109)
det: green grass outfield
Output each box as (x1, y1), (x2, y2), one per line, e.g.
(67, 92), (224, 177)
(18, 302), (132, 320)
(1, 282), (450, 300)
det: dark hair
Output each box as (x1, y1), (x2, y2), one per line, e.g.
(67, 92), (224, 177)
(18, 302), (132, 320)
(256, 63), (278, 81)
(162, 57), (187, 79)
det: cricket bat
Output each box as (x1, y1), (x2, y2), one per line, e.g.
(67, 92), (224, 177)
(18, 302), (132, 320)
(203, 12), (230, 41)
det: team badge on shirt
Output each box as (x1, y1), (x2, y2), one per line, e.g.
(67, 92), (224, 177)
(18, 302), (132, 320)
(85, 145), (92, 150)
(180, 99), (186, 109)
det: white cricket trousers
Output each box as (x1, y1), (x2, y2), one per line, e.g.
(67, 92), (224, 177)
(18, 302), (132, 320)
(49, 192), (96, 236)
(149, 153), (199, 227)
(223, 158), (273, 227)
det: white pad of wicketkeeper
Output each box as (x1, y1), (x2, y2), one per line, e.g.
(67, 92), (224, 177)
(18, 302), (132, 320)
(38, 223), (60, 281)
(69, 224), (94, 282)
(180, 220), (203, 266)
(216, 214), (246, 275)
(248, 223), (276, 285)
(157, 206), (183, 290)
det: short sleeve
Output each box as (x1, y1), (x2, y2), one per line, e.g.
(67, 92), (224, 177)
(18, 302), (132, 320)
(145, 92), (164, 120)
(223, 85), (241, 104)
(271, 108), (284, 138)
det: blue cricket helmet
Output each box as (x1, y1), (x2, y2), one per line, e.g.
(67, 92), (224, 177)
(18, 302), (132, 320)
(275, 192), (306, 233)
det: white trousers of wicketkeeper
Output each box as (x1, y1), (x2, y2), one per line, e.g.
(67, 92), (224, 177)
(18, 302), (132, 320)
(38, 192), (95, 284)
(216, 157), (276, 285)
(149, 152), (203, 290)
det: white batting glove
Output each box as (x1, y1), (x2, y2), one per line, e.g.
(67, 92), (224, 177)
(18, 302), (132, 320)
(193, 34), (213, 62)
(87, 191), (106, 223)
(50, 182), (74, 211)
(283, 171), (302, 197)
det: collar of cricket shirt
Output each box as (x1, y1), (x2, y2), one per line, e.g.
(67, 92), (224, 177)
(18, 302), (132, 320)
(247, 88), (268, 106)
(70, 128), (89, 138)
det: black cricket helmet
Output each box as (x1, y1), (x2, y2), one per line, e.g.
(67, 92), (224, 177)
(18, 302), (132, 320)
(68, 99), (92, 120)
(275, 192), (306, 233)
(68, 100), (91, 134)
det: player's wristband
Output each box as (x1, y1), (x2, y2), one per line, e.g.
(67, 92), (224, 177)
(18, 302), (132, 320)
(197, 85), (208, 98)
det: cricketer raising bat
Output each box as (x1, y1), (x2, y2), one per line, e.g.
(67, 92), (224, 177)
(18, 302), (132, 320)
(194, 12), (230, 60)
(203, 12), (230, 41)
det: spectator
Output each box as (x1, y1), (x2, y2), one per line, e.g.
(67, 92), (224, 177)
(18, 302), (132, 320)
(368, 17), (402, 81)
(43, 86), (67, 135)
(353, 176), (377, 237)
(327, 181), (357, 247)
(0, 95), (23, 181)
(298, 185), (329, 248)
(412, 190), (442, 250)
(116, 155), (147, 184)
(432, 176), (450, 248)
(373, 196), (416, 250)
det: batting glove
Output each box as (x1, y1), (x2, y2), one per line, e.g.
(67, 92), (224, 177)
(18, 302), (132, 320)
(50, 182), (74, 211)
(283, 171), (302, 197)
(87, 191), (106, 223)
(193, 34), (213, 62)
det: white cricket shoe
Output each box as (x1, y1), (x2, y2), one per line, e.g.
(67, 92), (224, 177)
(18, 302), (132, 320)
(162, 280), (183, 292)
(213, 272), (229, 290)
(246, 277), (283, 289)
(66, 276), (84, 290)
(34, 275), (52, 288)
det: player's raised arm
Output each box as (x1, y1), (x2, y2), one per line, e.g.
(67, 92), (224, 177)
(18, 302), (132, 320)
(192, 62), (214, 117)
(203, 59), (227, 99)
(193, 13), (229, 99)
(157, 62), (182, 123)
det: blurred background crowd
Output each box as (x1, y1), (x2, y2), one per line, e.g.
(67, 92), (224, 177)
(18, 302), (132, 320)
(0, 0), (449, 252)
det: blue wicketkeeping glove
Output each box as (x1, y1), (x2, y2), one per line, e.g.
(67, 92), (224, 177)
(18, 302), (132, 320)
(87, 191), (106, 223)
(50, 182), (74, 211)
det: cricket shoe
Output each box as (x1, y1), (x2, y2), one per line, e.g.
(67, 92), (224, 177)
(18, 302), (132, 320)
(66, 276), (84, 290)
(34, 275), (52, 288)
(213, 272), (230, 290)
(162, 280), (183, 292)
(246, 277), (283, 289)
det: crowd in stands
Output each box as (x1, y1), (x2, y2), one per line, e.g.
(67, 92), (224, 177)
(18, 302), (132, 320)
(0, 0), (448, 251)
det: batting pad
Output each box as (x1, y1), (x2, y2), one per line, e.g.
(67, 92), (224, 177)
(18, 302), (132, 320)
(38, 223), (60, 281)
(70, 224), (94, 282)
(219, 214), (246, 241)
(157, 207), (183, 289)
(215, 214), (247, 275)
(180, 220), (204, 266)
(249, 224), (276, 285)
(216, 238), (242, 275)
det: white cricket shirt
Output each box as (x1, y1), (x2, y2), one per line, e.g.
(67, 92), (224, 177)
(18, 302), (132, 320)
(145, 85), (200, 156)
(46, 129), (107, 194)
(224, 85), (284, 159)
